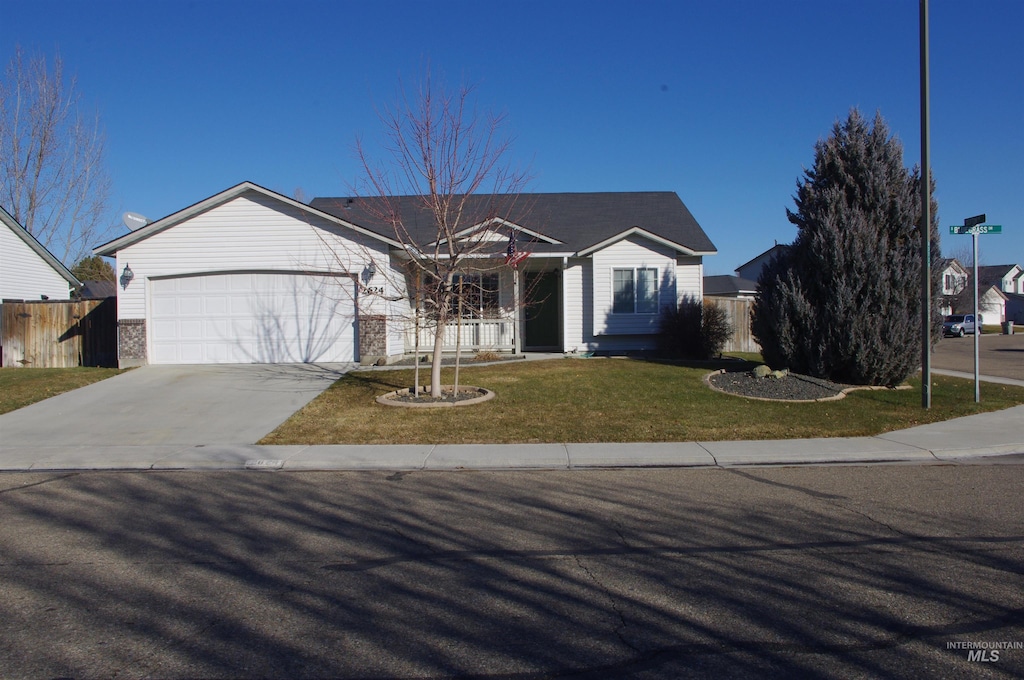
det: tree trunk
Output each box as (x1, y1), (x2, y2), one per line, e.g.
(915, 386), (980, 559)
(413, 294), (421, 396)
(430, 319), (445, 398)
(454, 278), (463, 394)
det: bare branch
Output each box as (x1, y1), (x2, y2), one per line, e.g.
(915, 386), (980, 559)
(351, 68), (532, 396)
(1, 46), (114, 264)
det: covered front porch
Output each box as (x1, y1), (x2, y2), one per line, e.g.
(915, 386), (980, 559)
(401, 267), (562, 355)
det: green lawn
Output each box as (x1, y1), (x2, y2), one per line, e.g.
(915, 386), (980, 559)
(0, 367), (125, 415)
(260, 358), (1024, 445)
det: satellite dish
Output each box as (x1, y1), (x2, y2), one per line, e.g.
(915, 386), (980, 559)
(123, 211), (150, 231)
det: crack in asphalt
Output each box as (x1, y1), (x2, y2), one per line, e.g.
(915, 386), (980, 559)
(572, 553), (638, 654)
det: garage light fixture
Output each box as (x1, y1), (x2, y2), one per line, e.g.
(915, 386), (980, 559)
(120, 264), (134, 290)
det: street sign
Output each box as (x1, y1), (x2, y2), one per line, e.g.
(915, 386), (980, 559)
(949, 224), (1002, 235)
(964, 214), (986, 228)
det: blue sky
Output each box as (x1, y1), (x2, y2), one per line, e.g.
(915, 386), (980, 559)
(5, 0), (1022, 274)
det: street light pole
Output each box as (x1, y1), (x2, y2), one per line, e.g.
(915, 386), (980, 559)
(919, 0), (932, 408)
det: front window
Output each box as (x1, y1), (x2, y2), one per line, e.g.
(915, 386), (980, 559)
(453, 273), (501, 318)
(613, 267), (658, 314)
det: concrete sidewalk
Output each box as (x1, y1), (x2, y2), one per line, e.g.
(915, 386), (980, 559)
(2, 403), (1021, 472)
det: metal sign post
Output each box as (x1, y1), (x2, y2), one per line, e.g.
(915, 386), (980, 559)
(948, 215), (1004, 403)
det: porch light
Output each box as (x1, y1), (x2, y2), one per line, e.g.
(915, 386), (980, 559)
(363, 261), (376, 283)
(120, 264), (134, 290)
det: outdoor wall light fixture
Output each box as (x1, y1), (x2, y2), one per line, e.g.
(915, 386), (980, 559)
(120, 264), (134, 290)
(363, 261), (377, 283)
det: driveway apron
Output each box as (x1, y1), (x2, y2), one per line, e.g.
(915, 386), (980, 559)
(0, 364), (350, 446)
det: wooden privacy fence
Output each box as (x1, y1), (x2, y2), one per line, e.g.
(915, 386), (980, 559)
(704, 296), (760, 354)
(1, 298), (117, 368)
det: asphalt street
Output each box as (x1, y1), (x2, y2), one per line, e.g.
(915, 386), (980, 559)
(1, 464), (1021, 679)
(931, 332), (1024, 382)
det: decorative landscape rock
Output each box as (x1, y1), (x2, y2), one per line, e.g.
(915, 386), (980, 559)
(708, 370), (850, 401)
(752, 364), (772, 379)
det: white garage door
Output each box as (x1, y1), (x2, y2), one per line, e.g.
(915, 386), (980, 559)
(150, 272), (357, 364)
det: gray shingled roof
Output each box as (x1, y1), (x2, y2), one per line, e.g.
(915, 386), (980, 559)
(704, 274), (759, 296)
(310, 192), (716, 256)
(978, 264), (1021, 288)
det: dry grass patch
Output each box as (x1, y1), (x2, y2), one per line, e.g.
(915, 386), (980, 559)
(0, 367), (125, 415)
(260, 358), (1024, 445)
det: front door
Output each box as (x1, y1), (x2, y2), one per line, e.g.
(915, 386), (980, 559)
(524, 271), (560, 350)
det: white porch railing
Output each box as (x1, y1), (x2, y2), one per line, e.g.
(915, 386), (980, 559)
(404, 318), (516, 353)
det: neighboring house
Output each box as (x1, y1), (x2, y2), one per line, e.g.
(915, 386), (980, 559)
(735, 243), (789, 283)
(938, 258), (969, 316)
(977, 286), (1009, 326)
(1005, 294), (1024, 325)
(94, 182), (717, 367)
(1, 205), (80, 301)
(979, 264), (1024, 295)
(971, 264), (1022, 326)
(703, 274), (758, 299)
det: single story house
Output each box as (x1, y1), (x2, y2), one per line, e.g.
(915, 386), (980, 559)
(1, 205), (80, 301)
(94, 182), (717, 367)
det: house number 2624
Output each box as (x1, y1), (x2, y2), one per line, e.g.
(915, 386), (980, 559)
(364, 286), (385, 296)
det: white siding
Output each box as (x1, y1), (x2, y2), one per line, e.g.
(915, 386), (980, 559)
(562, 259), (585, 352)
(0, 224), (73, 300)
(675, 255), (704, 302)
(591, 236), (676, 337)
(979, 290), (1005, 325)
(115, 191), (395, 321)
(563, 248), (704, 354)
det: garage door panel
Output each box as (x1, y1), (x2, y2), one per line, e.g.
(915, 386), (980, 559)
(150, 273), (356, 364)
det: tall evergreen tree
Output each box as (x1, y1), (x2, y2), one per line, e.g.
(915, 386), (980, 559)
(751, 109), (941, 386)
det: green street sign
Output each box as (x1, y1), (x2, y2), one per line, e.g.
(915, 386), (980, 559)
(949, 224), (1002, 235)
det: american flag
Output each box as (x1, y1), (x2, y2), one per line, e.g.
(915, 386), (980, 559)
(505, 230), (528, 268)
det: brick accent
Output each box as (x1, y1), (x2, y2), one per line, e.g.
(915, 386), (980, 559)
(117, 319), (147, 367)
(358, 315), (387, 364)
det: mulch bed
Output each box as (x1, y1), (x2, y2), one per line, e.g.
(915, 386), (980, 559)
(708, 370), (852, 401)
(386, 388), (487, 403)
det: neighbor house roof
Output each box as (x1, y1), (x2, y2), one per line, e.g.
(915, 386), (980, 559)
(704, 274), (758, 297)
(310, 192), (717, 257)
(938, 258), (968, 275)
(978, 264), (1022, 289)
(78, 280), (116, 299)
(1, 204), (81, 288)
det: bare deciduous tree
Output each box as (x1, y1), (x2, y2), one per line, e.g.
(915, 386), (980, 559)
(0, 46), (113, 265)
(353, 72), (530, 397)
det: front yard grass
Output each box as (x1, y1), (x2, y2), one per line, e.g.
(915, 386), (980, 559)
(260, 358), (1024, 445)
(0, 367), (124, 415)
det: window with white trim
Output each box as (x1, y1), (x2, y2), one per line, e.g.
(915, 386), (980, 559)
(453, 273), (501, 318)
(612, 267), (658, 314)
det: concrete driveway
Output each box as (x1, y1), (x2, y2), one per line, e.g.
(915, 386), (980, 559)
(0, 364), (351, 447)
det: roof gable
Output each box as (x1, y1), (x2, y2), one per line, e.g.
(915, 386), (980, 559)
(978, 264), (1023, 289)
(1, 205), (81, 287)
(311, 192), (717, 256)
(94, 181), (402, 257)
